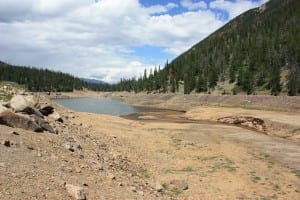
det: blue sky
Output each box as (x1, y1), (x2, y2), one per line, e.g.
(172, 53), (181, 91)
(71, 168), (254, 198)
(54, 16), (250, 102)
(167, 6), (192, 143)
(0, 0), (268, 83)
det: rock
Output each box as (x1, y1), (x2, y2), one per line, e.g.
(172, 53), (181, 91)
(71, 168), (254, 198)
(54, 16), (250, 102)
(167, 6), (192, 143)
(21, 107), (44, 118)
(65, 143), (75, 152)
(2, 140), (11, 147)
(9, 95), (35, 112)
(10, 131), (19, 135)
(129, 186), (137, 192)
(169, 180), (188, 191)
(96, 164), (104, 171)
(0, 111), (43, 132)
(65, 142), (81, 152)
(39, 105), (54, 116)
(32, 115), (55, 133)
(65, 184), (86, 200)
(75, 168), (82, 173)
(48, 112), (63, 123)
(155, 182), (164, 192)
(108, 173), (116, 180)
(137, 190), (144, 196)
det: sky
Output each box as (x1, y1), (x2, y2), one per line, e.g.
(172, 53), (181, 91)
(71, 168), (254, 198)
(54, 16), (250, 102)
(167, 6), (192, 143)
(0, 0), (268, 83)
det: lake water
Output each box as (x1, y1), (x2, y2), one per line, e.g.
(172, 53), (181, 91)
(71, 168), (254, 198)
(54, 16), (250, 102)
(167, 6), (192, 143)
(54, 98), (140, 116)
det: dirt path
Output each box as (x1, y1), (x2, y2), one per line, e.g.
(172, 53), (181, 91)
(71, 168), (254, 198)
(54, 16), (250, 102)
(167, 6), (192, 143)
(75, 112), (300, 199)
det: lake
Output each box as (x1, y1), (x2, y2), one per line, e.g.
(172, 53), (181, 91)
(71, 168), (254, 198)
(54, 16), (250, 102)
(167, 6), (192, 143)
(54, 97), (140, 116)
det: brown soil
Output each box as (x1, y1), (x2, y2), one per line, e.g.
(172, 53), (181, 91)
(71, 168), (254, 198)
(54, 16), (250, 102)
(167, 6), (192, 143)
(1, 92), (300, 199)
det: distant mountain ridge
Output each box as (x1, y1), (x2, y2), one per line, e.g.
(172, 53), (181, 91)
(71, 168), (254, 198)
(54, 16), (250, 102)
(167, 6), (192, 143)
(115, 0), (300, 96)
(81, 78), (107, 85)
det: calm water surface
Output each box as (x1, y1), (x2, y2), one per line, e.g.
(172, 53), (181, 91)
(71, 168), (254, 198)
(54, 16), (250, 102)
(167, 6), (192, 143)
(54, 98), (140, 116)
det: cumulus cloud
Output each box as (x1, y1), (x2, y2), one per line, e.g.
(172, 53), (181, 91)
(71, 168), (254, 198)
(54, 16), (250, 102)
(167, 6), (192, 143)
(181, 0), (207, 11)
(210, 0), (268, 19)
(0, 0), (266, 83)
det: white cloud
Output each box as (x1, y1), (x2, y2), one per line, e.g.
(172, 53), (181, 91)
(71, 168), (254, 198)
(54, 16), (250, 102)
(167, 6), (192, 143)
(181, 0), (207, 11)
(166, 3), (178, 10)
(0, 0), (266, 83)
(210, 0), (268, 19)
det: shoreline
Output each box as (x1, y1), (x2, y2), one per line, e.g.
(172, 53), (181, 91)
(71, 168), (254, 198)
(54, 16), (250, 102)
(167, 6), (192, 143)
(49, 91), (300, 143)
(46, 91), (300, 113)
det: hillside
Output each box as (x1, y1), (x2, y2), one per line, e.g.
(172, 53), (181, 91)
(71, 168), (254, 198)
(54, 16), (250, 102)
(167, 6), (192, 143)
(116, 0), (300, 96)
(0, 61), (111, 92)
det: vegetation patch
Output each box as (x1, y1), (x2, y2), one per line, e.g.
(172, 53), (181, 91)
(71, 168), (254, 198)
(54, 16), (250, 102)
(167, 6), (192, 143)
(249, 171), (262, 183)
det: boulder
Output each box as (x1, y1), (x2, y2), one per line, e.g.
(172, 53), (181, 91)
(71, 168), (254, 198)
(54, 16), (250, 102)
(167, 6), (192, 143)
(0, 111), (43, 132)
(31, 115), (55, 133)
(21, 107), (44, 118)
(39, 105), (54, 116)
(9, 95), (35, 112)
(65, 184), (86, 200)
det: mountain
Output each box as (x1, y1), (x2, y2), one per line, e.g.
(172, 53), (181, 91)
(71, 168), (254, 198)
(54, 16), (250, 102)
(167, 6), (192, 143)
(81, 78), (107, 85)
(0, 61), (111, 92)
(115, 0), (300, 96)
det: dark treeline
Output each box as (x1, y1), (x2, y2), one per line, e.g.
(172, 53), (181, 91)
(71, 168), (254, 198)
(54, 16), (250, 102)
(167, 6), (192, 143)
(0, 61), (111, 92)
(114, 0), (300, 96)
(113, 66), (168, 93)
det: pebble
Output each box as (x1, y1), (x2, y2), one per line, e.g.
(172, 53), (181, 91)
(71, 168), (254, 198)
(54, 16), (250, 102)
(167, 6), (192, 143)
(65, 184), (86, 200)
(75, 168), (82, 173)
(155, 182), (164, 192)
(2, 140), (11, 147)
(108, 173), (116, 180)
(10, 131), (19, 135)
(130, 186), (137, 192)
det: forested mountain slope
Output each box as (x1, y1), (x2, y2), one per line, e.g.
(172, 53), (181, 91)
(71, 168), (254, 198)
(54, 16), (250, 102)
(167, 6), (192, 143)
(0, 61), (110, 92)
(116, 0), (300, 96)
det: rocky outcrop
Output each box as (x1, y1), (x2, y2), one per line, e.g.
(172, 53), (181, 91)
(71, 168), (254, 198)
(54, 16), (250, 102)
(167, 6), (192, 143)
(217, 116), (267, 133)
(9, 95), (35, 112)
(39, 105), (54, 116)
(0, 94), (59, 133)
(31, 114), (55, 133)
(0, 111), (43, 132)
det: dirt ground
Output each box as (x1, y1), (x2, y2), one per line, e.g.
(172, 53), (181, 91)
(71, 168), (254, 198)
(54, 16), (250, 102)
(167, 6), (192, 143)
(74, 112), (300, 199)
(1, 92), (300, 199)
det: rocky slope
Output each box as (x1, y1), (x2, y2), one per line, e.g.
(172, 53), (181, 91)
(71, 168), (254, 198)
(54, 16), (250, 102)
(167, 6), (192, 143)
(0, 93), (166, 199)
